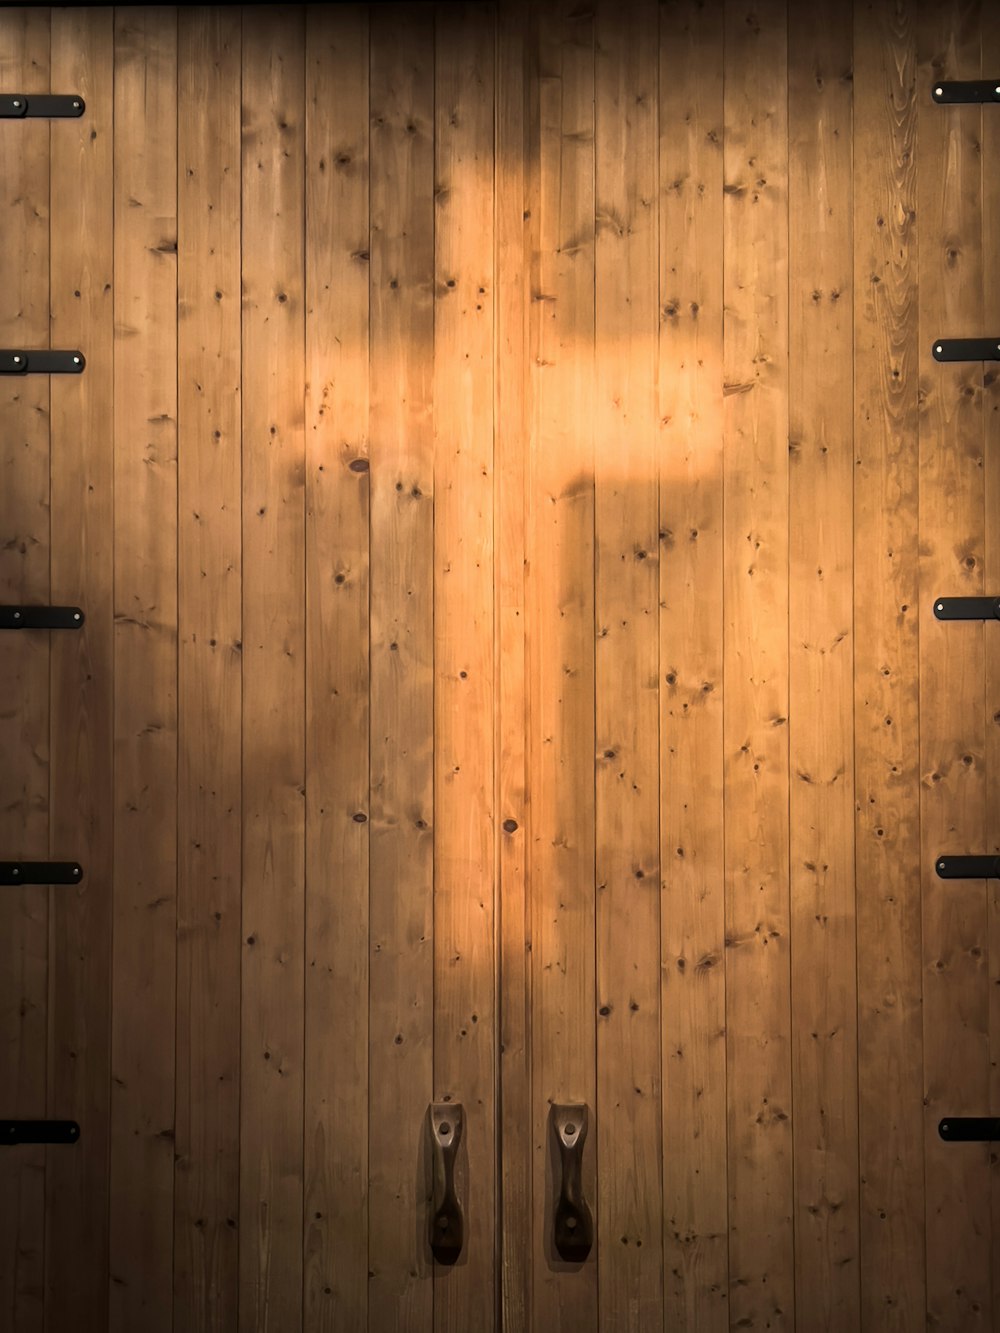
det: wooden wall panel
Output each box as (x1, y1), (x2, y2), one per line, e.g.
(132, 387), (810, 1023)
(788, 5), (860, 1328)
(110, 10), (178, 1330)
(593, 2), (662, 1327)
(527, 4), (597, 1327)
(985, 16), (1000, 1329)
(0, 11), (50, 1329)
(3, 4), (1000, 1329)
(496, 5), (532, 1329)
(367, 9), (435, 1329)
(176, 10), (242, 1331)
(852, 3), (925, 1327)
(917, 4), (991, 1327)
(303, 6), (370, 1330)
(433, 7), (497, 1330)
(658, 3), (728, 1326)
(722, 2), (793, 1327)
(239, 10), (306, 1330)
(48, 10), (115, 1327)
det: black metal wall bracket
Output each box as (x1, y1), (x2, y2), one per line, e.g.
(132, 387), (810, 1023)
(0, 350), (85, 375)
(429, 1102), (464, 1265)
(934, 597), (1000, 621)
(1, 1121), (80, 1146)
(932, 81), (1000, 104)
(936, 855), (1000, 880)
(0, 94), (85, 119)
(0, 862), (83, 886)
(932, 338), (1000, 362)
(939, 1118), (1000, 1142)
(0, 606), (84, 630)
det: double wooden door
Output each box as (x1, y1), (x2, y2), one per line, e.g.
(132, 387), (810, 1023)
(2, 3), (1000, 1331)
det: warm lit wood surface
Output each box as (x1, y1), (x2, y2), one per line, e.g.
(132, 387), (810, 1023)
(0, 4), (998, 1331)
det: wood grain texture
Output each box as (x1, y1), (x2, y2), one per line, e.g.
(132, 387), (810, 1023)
(917, 4), (990, 1326)
(303, 7), (370, 1330)
(239, 9), (306, 1330)
(0, 11), (50, 1330)
(722, 2), (792, 1327)
(852, 3), (925, 1327)
(657, 2), (728, 1327)
(527, 3), (597, 1326)
(367, 9), (435, 1330)
(495, 4), (532, 1329)
(110, 10), (178, 1330)
(593, 2), (662, 1328)
(787, 4), (860, 1328)
(433, 7), (496, 1331)
(47, 10), (115, 1328)
(985, 16), (1000, 1331)
(176, 10), (242, 1331)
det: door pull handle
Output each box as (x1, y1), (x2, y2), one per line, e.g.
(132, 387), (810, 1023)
(429, 1102), (464, 1264)
(552, 1103), (593, 1262)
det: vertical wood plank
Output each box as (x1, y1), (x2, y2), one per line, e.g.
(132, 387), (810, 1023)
(985, 17), (1000, 1331)
(433, 7), (496, 1331)
(852, 3), (925, 1326)
(239, 8), (306, 1330)
(175, 9), (242, 1331)
(47, 10), (115, 1328)
(527, 3), (597, 1326)
(722, 2), (792, 1327)
(368, 8), (435, 1329)
(495, 3), (532, 1328)
(593, 2), (662, 1327)
(110, 10), (177, 1330)
(917, 4), (990, 1326)
(787, 5), (860, 1328)
(0, 10), (50, 1330)
(657, 1), (728, 1326)
(303, 6), (370, 1329)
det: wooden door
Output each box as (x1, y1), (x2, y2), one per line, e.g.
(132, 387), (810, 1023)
(1, 4), (999, 1333)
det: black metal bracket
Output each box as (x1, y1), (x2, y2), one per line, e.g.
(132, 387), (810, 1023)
(1, 1121), (80, 1146)
(936, 855), (1000, 880)
(0, 350), (85, 375)
(0, 95), (85, 119)
(429, 1102), (464, 1265)
(0, 606), (84, 630)
(0, 863), (83, 886)
(552, 1103), (593, 1263)
(934, 597), (1000, 621)
(932, 81), (1000, 105)
(939, 1118), (1000, 1142)
(932, 338), (1000, 362)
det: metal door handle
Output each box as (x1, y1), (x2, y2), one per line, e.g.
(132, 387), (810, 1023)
(552, 1103), (593, 1262)
(429, 1102), (463, 1264)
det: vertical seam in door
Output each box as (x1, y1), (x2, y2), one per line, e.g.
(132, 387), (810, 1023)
(365, 13), (373, 1328)
(300, 10), (308, 1327)
(172, 11), (179, 1329)
(237, 8), (245, 1325)
(492, 4), (503, 1328)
